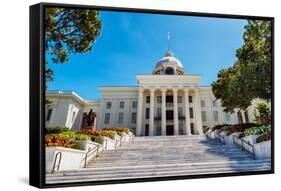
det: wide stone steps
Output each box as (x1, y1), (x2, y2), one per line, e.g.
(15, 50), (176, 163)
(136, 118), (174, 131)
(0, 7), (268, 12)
(46, 135), (271, 184)
(48, 159), (271, 174)
(47, 161), (270, 184)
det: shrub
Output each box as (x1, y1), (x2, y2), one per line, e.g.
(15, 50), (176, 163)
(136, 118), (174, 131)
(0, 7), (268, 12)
(45, 126), (71, 134)
(256, 102), (271, 117)
(91, 136), (103, 144)
(74, 134), (91, 141)
(97, 130), (117, 139)
(102, 127), (132, 135)
(256, 131), (271, 143)
(58, 131), (77, 140)
(239, 125), (271, 138)
(71, 140), (83, 150)
(45, 134), (75, 148)
(256, 102), (271, 124)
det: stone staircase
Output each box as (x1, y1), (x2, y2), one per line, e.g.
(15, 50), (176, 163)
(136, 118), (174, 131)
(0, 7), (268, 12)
(46, 135), (271, 184)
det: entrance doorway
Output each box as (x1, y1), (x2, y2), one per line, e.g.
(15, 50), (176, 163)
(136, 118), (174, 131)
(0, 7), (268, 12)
(166, 125), (174, 136)
(145, 124), (149, 136)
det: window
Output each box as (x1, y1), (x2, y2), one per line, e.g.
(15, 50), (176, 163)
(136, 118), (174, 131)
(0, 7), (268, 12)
(178, 108), (183, 116)
(118, 113), (124, 124)
(237, 111), (243, 124)
(145, 108), (150, 119)
(178, 96), (183, 103)
(131, 112), (137, 124)
(46, 108), (53, 121)
(166, 95), (173, 103)
(157, 108), (161, 116)
(201, 100), (206, 107)
(189, 96), (193, 103)
(104, 113), (110, 124)
(106, 101), (112, 109)
(157, 96), (161, 103)
(201, 111), (207, 121)
(213, 111), (219, 121)
(179, 123), (184, 135)
(189, 107), (194, 118)
(119, 101), (125, 109)
(146, 96), (150, 103)
(132, 101), (137, 109)
(225, 112), (231, 122)
(71, 111), (76, 122)
(212, 100), (217, 107)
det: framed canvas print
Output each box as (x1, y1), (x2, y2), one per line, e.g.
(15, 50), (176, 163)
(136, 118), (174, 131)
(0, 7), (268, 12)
(29, 2), (274, 188)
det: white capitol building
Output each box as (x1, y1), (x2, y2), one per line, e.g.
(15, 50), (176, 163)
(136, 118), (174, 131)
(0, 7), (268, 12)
(46, 51), (259, 136)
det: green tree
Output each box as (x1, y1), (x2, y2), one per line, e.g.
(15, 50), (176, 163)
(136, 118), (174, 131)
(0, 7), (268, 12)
(45, 8), (102, 83)
(236, 20), (272, 100)
(212, 20), (272, 112)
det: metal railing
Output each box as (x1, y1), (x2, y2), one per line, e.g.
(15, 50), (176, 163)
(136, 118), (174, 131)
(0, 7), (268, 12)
(233, 135), (255, 160)
(104, 138), (108, 150)
(52, 152), (62, 173)
(114, 137), (119, 149)
(84, 145), (100, 167)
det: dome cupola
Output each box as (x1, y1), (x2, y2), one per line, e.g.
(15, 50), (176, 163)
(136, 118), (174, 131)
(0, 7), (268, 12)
(153, 51), (185, 75)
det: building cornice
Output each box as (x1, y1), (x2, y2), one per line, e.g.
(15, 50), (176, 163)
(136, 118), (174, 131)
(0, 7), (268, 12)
(46, 90), (100, 106)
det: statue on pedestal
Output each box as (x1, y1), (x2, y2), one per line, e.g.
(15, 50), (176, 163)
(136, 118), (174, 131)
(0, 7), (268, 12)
(87, 109), (94, 126)
(81, 109), (96, 130)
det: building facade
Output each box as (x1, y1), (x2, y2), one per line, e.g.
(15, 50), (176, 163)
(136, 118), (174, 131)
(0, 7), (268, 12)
(46, 51), (259, 136)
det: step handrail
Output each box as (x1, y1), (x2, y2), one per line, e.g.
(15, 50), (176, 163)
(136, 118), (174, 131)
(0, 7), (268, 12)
(84, 145), (100, 167)
(233, 135), (255, 160)
(52, 151), (62, 173)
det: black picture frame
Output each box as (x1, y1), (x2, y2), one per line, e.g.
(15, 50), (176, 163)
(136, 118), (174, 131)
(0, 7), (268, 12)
(29, 2), (274, 188)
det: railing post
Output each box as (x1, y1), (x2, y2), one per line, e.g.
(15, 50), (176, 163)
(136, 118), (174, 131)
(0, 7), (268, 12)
(52, 152), (62, 173)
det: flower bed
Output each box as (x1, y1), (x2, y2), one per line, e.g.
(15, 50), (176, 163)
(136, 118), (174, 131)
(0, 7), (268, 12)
(206, 123), (272, 159)
(239, 125), (270, 138)
(256, 131), (271, 143)
(45, 129), (92, 150)
(227, 123), (256, 135)
(78, 128), (117, 139)
(102, 127), (132, 135)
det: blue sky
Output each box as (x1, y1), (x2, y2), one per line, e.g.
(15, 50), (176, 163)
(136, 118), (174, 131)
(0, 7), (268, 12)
(47, 10), (247, 100)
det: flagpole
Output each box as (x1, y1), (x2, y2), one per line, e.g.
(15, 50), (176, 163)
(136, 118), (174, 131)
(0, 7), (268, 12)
(167, 32), (170, 51)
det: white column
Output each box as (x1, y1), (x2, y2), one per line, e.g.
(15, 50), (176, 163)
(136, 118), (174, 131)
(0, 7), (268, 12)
(173, 89), (179, 135)
(97, 99), (105, 130)
(161, 88), (166, 136)
(136, 88), (144, 136)
(184, 89), (191, 135)
(194, 88), (203, 135)
(149, 89), (155, 136)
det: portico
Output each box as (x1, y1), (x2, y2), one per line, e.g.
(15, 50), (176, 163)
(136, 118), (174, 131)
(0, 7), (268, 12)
(135, 86), (203, 136)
